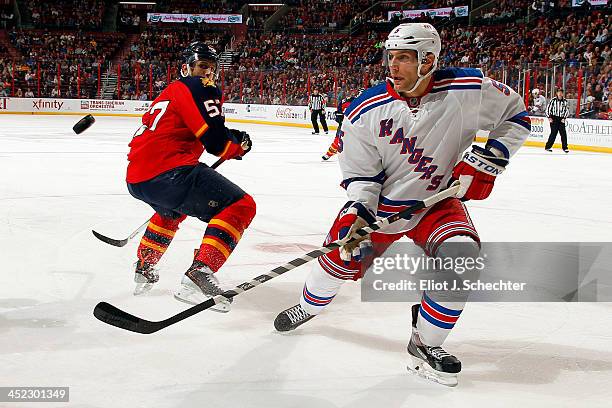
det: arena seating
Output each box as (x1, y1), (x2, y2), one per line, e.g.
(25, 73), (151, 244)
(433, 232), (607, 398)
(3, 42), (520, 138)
(27, 0), (105, 30)
(1, 0), (609, 117)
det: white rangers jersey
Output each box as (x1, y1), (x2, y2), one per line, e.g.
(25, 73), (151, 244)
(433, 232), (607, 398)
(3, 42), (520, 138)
(532, 94), (547, 116)
(339, 67), (530, 234)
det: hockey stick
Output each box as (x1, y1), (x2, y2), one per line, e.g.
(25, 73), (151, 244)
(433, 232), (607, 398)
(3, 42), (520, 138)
(92, 219), (149, 247)
(93, 181), (461, 334)
(91, 158), (226, 247)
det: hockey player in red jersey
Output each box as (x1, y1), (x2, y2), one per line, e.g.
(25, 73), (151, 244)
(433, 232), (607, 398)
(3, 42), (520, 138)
(321, 88), (363, 161)
(126, 42), (254, 312)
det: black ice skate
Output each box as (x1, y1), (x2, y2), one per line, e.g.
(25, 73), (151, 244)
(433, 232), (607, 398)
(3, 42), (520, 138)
(407, 304), (461, 387)
(274, 304), (314, 332)
(174, 261), (232, 312)
(133, 260), (159, 296)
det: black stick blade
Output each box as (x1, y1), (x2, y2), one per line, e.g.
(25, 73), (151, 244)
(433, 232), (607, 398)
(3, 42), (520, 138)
(93, 302), (160, 334)
(92, 230), (128, 247)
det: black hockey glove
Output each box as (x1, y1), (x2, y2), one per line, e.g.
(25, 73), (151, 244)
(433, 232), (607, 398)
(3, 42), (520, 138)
(228, 129), (252, 159)
(334, 110), (344, 123)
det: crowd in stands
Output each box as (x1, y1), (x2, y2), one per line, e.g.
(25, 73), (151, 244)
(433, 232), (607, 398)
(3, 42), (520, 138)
(0, 0), (610, 118)
(471, 0), (531, 25)
(2, 30), (125, 99)
(27, 0), (105, 30)
(235, 32), (382, 72)
(234, 4), (610, 112)
(434, 7), (610, 114)
(110, 27), (231, 100)
(246, 5), (285, 32)
(245, 14), (268, 31)
(124, 27), (230, 64)
(0, 57), (11, 96)
(415, 1), (467, 8)
(115, 0), (250, 35)
(222, 62), (386, 106)
(118, 10), (142, 32)
(154, 0), (245, 14)
(356, 0), (467, 26)
(218, 31), (385, 104)
(279, 0), (374, 33)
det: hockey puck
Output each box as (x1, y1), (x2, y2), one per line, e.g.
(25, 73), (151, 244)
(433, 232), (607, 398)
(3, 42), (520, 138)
(73, 114), (95, 134)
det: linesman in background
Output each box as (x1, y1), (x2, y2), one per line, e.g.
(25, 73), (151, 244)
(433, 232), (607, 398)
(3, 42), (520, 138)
(308, 88), (329, 135)
(545, 89), (570, 153)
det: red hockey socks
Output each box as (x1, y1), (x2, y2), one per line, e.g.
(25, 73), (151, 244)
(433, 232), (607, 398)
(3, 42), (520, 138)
(137, 213), (187, 266)
(323, 135), (340, 159)
(195, 194), (256, 272)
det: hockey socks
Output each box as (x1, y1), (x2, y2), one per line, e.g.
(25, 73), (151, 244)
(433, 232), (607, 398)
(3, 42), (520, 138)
(195, 194), (256, 272)
(322, 135), (340, 159)
(416, 292), (463, 346)
(137, 213), (187, 266)
(299, 263), (344, 315)
(323, 145), (338, 160)
(275, 264), (341, 331)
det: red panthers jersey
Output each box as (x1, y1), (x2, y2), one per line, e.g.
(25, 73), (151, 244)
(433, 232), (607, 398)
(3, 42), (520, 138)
(126, 76), (232, 183)
(339, 96), (355, 113)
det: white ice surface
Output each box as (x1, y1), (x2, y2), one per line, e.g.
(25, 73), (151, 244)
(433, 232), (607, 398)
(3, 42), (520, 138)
(1, 114), (612, 408)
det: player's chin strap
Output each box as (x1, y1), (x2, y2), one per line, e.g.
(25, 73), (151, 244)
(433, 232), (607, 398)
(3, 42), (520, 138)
(180, 64), (217, 81)
(180, 65), (190, 78)
(405, 56), (437, 95)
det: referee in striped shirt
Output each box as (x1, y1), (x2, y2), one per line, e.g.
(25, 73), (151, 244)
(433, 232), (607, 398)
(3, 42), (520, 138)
(308, 88), (328, 135)
(545, 89), (570, 153)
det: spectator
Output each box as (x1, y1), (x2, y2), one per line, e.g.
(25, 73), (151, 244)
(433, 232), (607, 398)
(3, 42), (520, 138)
(600, 98), (612, 120)
(579, 95), (597, 118)
(531, 88), (547, 116)
(0, 81), (9, 96)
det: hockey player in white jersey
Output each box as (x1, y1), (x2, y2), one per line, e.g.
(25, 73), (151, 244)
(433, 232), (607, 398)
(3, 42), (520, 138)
(274, 23), (530, 386)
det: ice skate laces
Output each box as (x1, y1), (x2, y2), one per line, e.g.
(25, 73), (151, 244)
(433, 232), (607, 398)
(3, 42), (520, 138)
(200, 272), (224, 295)
(286, 305), (310, 324)
(135, 261), (159, 283)
(427, 346), (451, 360)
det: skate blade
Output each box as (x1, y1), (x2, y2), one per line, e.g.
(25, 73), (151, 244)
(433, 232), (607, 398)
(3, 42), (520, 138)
(134, 272), (157, 296)
(173, 287), (231, 313)
(133, 282), (154, 296)
(407, 356), (458, 387)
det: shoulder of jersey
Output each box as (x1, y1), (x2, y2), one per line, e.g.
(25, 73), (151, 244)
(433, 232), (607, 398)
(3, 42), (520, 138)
(343, 82), (394, 124)
(177, 76), (221, 98)
(431, 67), (484, 93)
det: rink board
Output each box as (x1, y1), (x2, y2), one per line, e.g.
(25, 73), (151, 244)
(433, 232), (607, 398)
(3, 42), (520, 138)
(1, 97), (610, 153)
